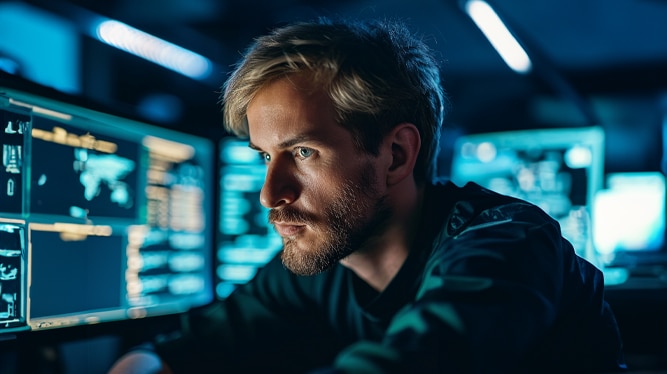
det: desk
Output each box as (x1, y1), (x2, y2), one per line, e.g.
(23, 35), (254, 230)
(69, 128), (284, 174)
(605, 272), (667, 372)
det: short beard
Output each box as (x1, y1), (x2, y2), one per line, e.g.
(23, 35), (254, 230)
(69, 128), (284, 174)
(271, 164), (391, 276)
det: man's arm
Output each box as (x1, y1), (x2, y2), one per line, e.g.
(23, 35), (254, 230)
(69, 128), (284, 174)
(107, 351), (171, 374)
(115, 253), (340, 373)
(107, 344), (172, 374)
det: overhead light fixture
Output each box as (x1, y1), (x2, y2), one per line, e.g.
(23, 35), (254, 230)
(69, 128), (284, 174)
(94, 19), (212, 80)
(464, 0), (532, 74)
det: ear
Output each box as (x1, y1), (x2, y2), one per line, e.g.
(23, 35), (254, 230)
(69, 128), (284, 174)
(386, 122), (421, 186)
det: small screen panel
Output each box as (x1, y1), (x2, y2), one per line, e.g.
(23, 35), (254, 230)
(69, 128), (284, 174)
(0, 220), (28, 334)
(216, 138), (281, 299)
(0, 86), (215, 332)
(28, 227), (125, 326)
(1, 109), (27, 214)
(450, 127), (605, 266)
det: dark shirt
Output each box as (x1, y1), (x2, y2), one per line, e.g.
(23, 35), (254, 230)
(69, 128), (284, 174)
(155, 181), (626, 373)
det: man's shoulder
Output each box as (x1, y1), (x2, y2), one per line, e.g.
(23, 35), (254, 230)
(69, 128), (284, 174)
(427, 180), (545, 217)
(426, 180), (555, 238)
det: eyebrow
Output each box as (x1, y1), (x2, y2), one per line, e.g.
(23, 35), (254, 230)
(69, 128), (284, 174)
(248, 134), (316, 151)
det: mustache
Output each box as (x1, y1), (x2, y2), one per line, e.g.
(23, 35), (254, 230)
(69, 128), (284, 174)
(268, 207), (316, 226)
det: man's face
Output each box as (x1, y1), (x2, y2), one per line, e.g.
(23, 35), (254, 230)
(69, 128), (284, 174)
(246, 75), (391, 276)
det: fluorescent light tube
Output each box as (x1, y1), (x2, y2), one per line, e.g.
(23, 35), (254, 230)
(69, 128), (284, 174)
(95, 19), (212, 80)
(465, 0), (532, 74)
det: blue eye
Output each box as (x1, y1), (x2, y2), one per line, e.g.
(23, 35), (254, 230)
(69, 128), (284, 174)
(262, 153), (271, 162)
(296, 147), (313, 159)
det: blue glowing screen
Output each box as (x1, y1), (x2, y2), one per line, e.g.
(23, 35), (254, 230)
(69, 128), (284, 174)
(0, 86), (215, 332)
(450, 127), (605, 267)
(216, 138), (282, 298)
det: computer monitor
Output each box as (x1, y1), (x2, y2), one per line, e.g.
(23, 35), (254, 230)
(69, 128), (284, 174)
(449, 126), (605, 267)
(593, 171), (666, 265)
(0, 86), (215, 333)
(215, 137), (281, 299)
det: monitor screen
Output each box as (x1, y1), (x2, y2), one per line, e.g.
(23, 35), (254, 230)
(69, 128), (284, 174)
(450, 127), (605, 267)
(216, 138), (281, 299)
(593, 171), (666, 263)
(0, 86), (215, 332)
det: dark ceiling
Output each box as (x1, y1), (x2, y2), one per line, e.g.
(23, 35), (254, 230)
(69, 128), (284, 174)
(9, 0), (667, 140)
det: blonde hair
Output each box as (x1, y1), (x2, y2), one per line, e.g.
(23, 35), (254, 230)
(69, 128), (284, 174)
(222, 18), (447, 183)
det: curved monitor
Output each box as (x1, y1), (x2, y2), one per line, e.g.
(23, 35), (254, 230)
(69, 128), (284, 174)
(0, 86), (215, 333)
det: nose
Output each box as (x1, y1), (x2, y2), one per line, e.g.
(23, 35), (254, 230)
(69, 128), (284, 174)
(260, 155), (299, 208)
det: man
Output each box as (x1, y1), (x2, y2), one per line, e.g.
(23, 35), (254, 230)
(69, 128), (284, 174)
(110, 17), (626, 373)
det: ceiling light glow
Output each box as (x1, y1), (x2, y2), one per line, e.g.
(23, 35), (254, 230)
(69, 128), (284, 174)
(465, 0), (532, 74)
(95, 19), (212, 80)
